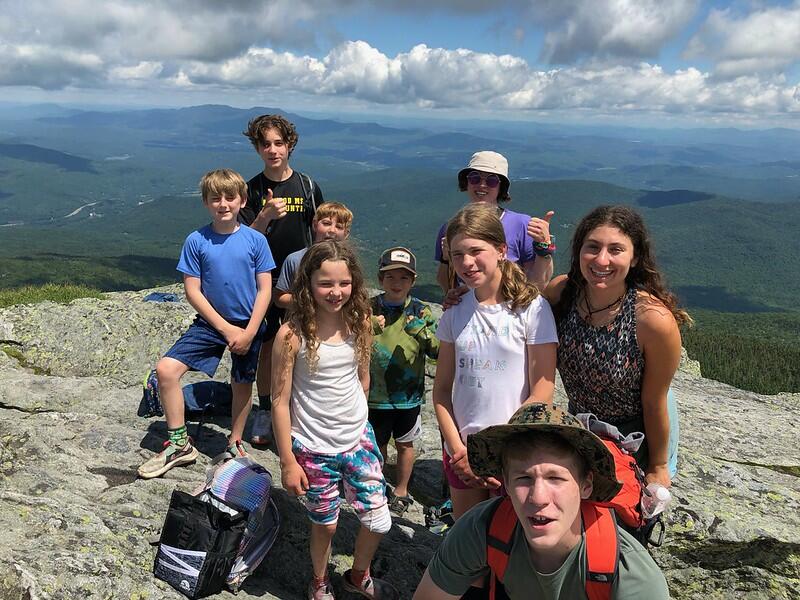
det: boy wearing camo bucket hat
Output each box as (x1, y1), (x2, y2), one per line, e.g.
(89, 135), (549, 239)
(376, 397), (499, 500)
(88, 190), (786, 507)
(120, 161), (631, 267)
(414, 403), (669, 600)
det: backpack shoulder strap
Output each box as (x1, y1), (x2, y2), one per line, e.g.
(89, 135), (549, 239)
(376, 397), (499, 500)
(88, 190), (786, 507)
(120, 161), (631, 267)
(581, 503), (620, 600)
(486, 496), (516, 600)
(296, 171), (317, 247)
(297, 171), (318, 212)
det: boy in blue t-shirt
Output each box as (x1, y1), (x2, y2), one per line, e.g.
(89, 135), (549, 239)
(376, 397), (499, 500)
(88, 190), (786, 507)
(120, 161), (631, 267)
(138, 169), (275, 479)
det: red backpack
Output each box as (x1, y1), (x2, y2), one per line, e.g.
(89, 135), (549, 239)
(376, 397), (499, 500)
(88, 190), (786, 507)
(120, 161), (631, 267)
(486, 435), (664, 600)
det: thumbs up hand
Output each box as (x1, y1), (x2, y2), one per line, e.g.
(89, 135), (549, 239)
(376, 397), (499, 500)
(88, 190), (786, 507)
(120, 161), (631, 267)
(258, 188), (287, 222)
(527, 211), (554, 245)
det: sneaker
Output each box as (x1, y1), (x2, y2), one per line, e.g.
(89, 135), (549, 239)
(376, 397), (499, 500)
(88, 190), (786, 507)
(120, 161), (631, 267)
(226, 439), (248, 458)
(308, 579), (335, 600)
(424, 500), (455, 535)
(250, 410), (273, 445)
(387, 493), (413, 518)
(137, 438), (199, 479)
(341, 570), (399, 600)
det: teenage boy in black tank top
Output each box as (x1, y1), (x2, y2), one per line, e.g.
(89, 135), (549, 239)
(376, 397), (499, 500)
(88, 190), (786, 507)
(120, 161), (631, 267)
(241, 114), (325, 445)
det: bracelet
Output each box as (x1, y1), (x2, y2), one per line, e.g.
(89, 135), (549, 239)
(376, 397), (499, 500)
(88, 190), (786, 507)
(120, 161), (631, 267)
(534, 237), (556, 257)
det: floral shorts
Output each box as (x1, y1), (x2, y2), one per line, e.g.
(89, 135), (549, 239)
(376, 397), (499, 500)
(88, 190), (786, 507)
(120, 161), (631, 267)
(292, 424), (387, 524)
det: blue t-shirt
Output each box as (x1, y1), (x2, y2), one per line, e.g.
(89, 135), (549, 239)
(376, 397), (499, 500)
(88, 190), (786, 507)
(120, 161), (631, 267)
(177, 224), (275, 322)
(276, 247), (308, 292)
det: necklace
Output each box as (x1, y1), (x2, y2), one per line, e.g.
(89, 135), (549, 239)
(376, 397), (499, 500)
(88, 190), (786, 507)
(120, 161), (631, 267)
(583, 291), (625, 318)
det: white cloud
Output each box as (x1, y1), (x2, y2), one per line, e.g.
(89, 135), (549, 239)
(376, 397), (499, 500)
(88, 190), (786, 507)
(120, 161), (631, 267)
(0, 0), (332, 64)
(110, 62), (164, 81)
(0, 43), (103, 89)
(534, 0), (699, 64)
(686, 3), (800, 78)
(167, 41), (800, 118)
(0, 0), (798, 122)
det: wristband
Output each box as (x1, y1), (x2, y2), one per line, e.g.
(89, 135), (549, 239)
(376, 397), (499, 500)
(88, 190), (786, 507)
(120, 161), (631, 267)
(534, 236), (556, 257)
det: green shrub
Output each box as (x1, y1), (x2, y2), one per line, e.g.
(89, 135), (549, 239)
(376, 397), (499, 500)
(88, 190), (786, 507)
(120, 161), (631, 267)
(684, 329), (800, 395)
(0, 283), (103, 308)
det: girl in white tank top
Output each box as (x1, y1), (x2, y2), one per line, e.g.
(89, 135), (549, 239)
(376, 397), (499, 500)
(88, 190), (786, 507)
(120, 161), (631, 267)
(270, 240), (398, 600)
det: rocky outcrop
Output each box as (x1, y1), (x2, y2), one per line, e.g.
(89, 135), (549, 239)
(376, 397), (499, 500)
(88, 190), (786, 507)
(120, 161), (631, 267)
(0, 287), (798, 599)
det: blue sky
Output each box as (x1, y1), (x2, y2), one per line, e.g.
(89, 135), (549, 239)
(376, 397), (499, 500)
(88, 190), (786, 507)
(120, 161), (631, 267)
(1, 0), (799, 126)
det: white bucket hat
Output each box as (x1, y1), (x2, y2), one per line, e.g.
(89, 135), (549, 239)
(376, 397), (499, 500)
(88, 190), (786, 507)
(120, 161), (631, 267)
(458, 151), (510, 189)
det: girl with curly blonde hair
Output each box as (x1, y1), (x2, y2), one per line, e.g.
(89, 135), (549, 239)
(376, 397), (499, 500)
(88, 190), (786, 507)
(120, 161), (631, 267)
(270, 240), (397, 600)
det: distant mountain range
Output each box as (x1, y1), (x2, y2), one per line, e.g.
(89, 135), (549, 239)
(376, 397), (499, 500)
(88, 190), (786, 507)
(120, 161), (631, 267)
(0, 102), (798, 316)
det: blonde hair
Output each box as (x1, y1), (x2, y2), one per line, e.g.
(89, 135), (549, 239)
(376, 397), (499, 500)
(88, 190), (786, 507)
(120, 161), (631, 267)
(314, 202), (354, 232)
(285, 240), (372, 372)
(445, 204), (539, 311)
(199, 169), (247, 203)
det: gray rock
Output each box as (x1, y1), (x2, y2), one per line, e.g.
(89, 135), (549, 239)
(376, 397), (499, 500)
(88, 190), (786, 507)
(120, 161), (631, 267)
(0, 289), (798, 599)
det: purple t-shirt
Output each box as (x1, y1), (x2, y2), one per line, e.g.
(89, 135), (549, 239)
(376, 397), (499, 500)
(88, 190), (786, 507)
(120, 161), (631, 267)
(434, 207), (535, 265)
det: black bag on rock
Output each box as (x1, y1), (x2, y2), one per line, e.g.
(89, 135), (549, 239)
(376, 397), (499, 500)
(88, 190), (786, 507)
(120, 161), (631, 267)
(153, 489), (247, 598)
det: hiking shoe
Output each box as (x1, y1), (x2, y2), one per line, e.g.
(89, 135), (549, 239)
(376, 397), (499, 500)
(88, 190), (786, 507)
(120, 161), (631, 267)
(341, 571), (399, 600)
(137, 438), (199, 479)
(250, 410), (273, 445)
(226, 439), (248, 458)
(424, 501), (455, 535)
(308, 579), (336, 600)
(388, 493), (414, 518)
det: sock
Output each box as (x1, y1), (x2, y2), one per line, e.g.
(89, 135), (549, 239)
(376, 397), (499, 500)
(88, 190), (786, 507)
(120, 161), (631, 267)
(258, 394), (271, 412)
(349, 568), (370, 587)
(312, 575), (329, 589)
(168, 425), (188, 448)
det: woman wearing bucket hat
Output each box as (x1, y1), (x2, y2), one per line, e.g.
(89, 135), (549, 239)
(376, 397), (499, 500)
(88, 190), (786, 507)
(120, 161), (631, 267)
(413, 403), (669, 600)
(544, 205), (691, 490)
(434, 151), (555, 302)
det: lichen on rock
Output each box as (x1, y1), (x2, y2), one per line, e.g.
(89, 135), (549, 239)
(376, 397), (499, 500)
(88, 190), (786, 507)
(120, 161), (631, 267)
(0, 286), (798, 599)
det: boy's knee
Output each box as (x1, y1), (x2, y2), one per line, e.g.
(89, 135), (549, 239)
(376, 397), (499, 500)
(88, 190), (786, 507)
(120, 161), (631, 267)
(155, 358), (183, 383)
(394, 440), (414, 451)
(358, 504), (391, 534)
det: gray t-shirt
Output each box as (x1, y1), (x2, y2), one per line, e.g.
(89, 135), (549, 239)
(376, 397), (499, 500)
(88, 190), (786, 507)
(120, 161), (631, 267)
(427, 498), (670, 600)
(276, 247), (308, 292)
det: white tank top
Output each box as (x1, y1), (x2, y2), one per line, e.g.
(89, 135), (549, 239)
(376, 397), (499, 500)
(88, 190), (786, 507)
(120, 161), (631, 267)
(290, 335), (368, 454)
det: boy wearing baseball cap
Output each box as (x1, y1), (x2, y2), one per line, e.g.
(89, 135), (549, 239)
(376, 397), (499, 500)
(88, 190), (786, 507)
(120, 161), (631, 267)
(369, 247), (440, 517)
(413, 403), (669, 599)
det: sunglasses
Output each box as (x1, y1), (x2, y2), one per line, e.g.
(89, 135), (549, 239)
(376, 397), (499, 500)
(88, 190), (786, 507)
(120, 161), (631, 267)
(466, 172), (501, 188)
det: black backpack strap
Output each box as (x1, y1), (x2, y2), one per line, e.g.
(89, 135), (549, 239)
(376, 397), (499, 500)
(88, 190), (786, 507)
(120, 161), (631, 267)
(297, 171), (317, 247)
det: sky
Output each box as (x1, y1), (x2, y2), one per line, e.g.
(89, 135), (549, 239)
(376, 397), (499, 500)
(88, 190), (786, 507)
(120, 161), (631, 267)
(2, 0), (800, 127)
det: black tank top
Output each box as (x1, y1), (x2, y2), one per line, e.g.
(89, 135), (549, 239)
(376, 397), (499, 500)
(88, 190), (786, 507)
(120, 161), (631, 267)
(557, 287), (643, 423)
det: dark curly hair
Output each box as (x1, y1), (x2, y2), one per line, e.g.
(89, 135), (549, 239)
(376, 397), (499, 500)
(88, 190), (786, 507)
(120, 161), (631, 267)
(553, 205), (691, 326)
(243, 114), (298, 156)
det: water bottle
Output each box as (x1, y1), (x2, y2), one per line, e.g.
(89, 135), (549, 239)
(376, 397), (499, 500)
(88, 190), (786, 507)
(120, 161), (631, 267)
(640, 483), (671, 519)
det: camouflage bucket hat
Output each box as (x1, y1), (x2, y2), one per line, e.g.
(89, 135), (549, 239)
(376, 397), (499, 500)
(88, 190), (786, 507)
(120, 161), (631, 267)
(467, 403), (622, 502)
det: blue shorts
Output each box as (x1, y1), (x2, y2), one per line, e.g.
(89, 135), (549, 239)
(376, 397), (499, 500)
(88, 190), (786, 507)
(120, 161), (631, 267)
(164, 316), (266, 383)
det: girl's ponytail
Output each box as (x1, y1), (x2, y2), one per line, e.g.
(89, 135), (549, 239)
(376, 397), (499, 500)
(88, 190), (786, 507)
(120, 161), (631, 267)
(446, 204), (539, 311)
(499, 259), (539, 311)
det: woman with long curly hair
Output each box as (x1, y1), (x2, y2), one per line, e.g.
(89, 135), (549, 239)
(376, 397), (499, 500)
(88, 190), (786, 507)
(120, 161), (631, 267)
(433, 204), (558, 520)
(545, 205), (691, 488)
(270, 240), (398, 600)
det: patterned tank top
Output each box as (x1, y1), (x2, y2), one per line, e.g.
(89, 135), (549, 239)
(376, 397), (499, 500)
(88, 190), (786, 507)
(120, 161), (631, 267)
(557, 287), (643, 424)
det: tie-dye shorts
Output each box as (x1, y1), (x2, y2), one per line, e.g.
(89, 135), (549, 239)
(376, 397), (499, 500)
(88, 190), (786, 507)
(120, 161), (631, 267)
(292, 423), (387, 524)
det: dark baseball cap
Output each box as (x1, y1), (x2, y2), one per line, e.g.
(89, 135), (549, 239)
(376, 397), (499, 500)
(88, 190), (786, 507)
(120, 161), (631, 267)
(378, 247), (416, 275)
